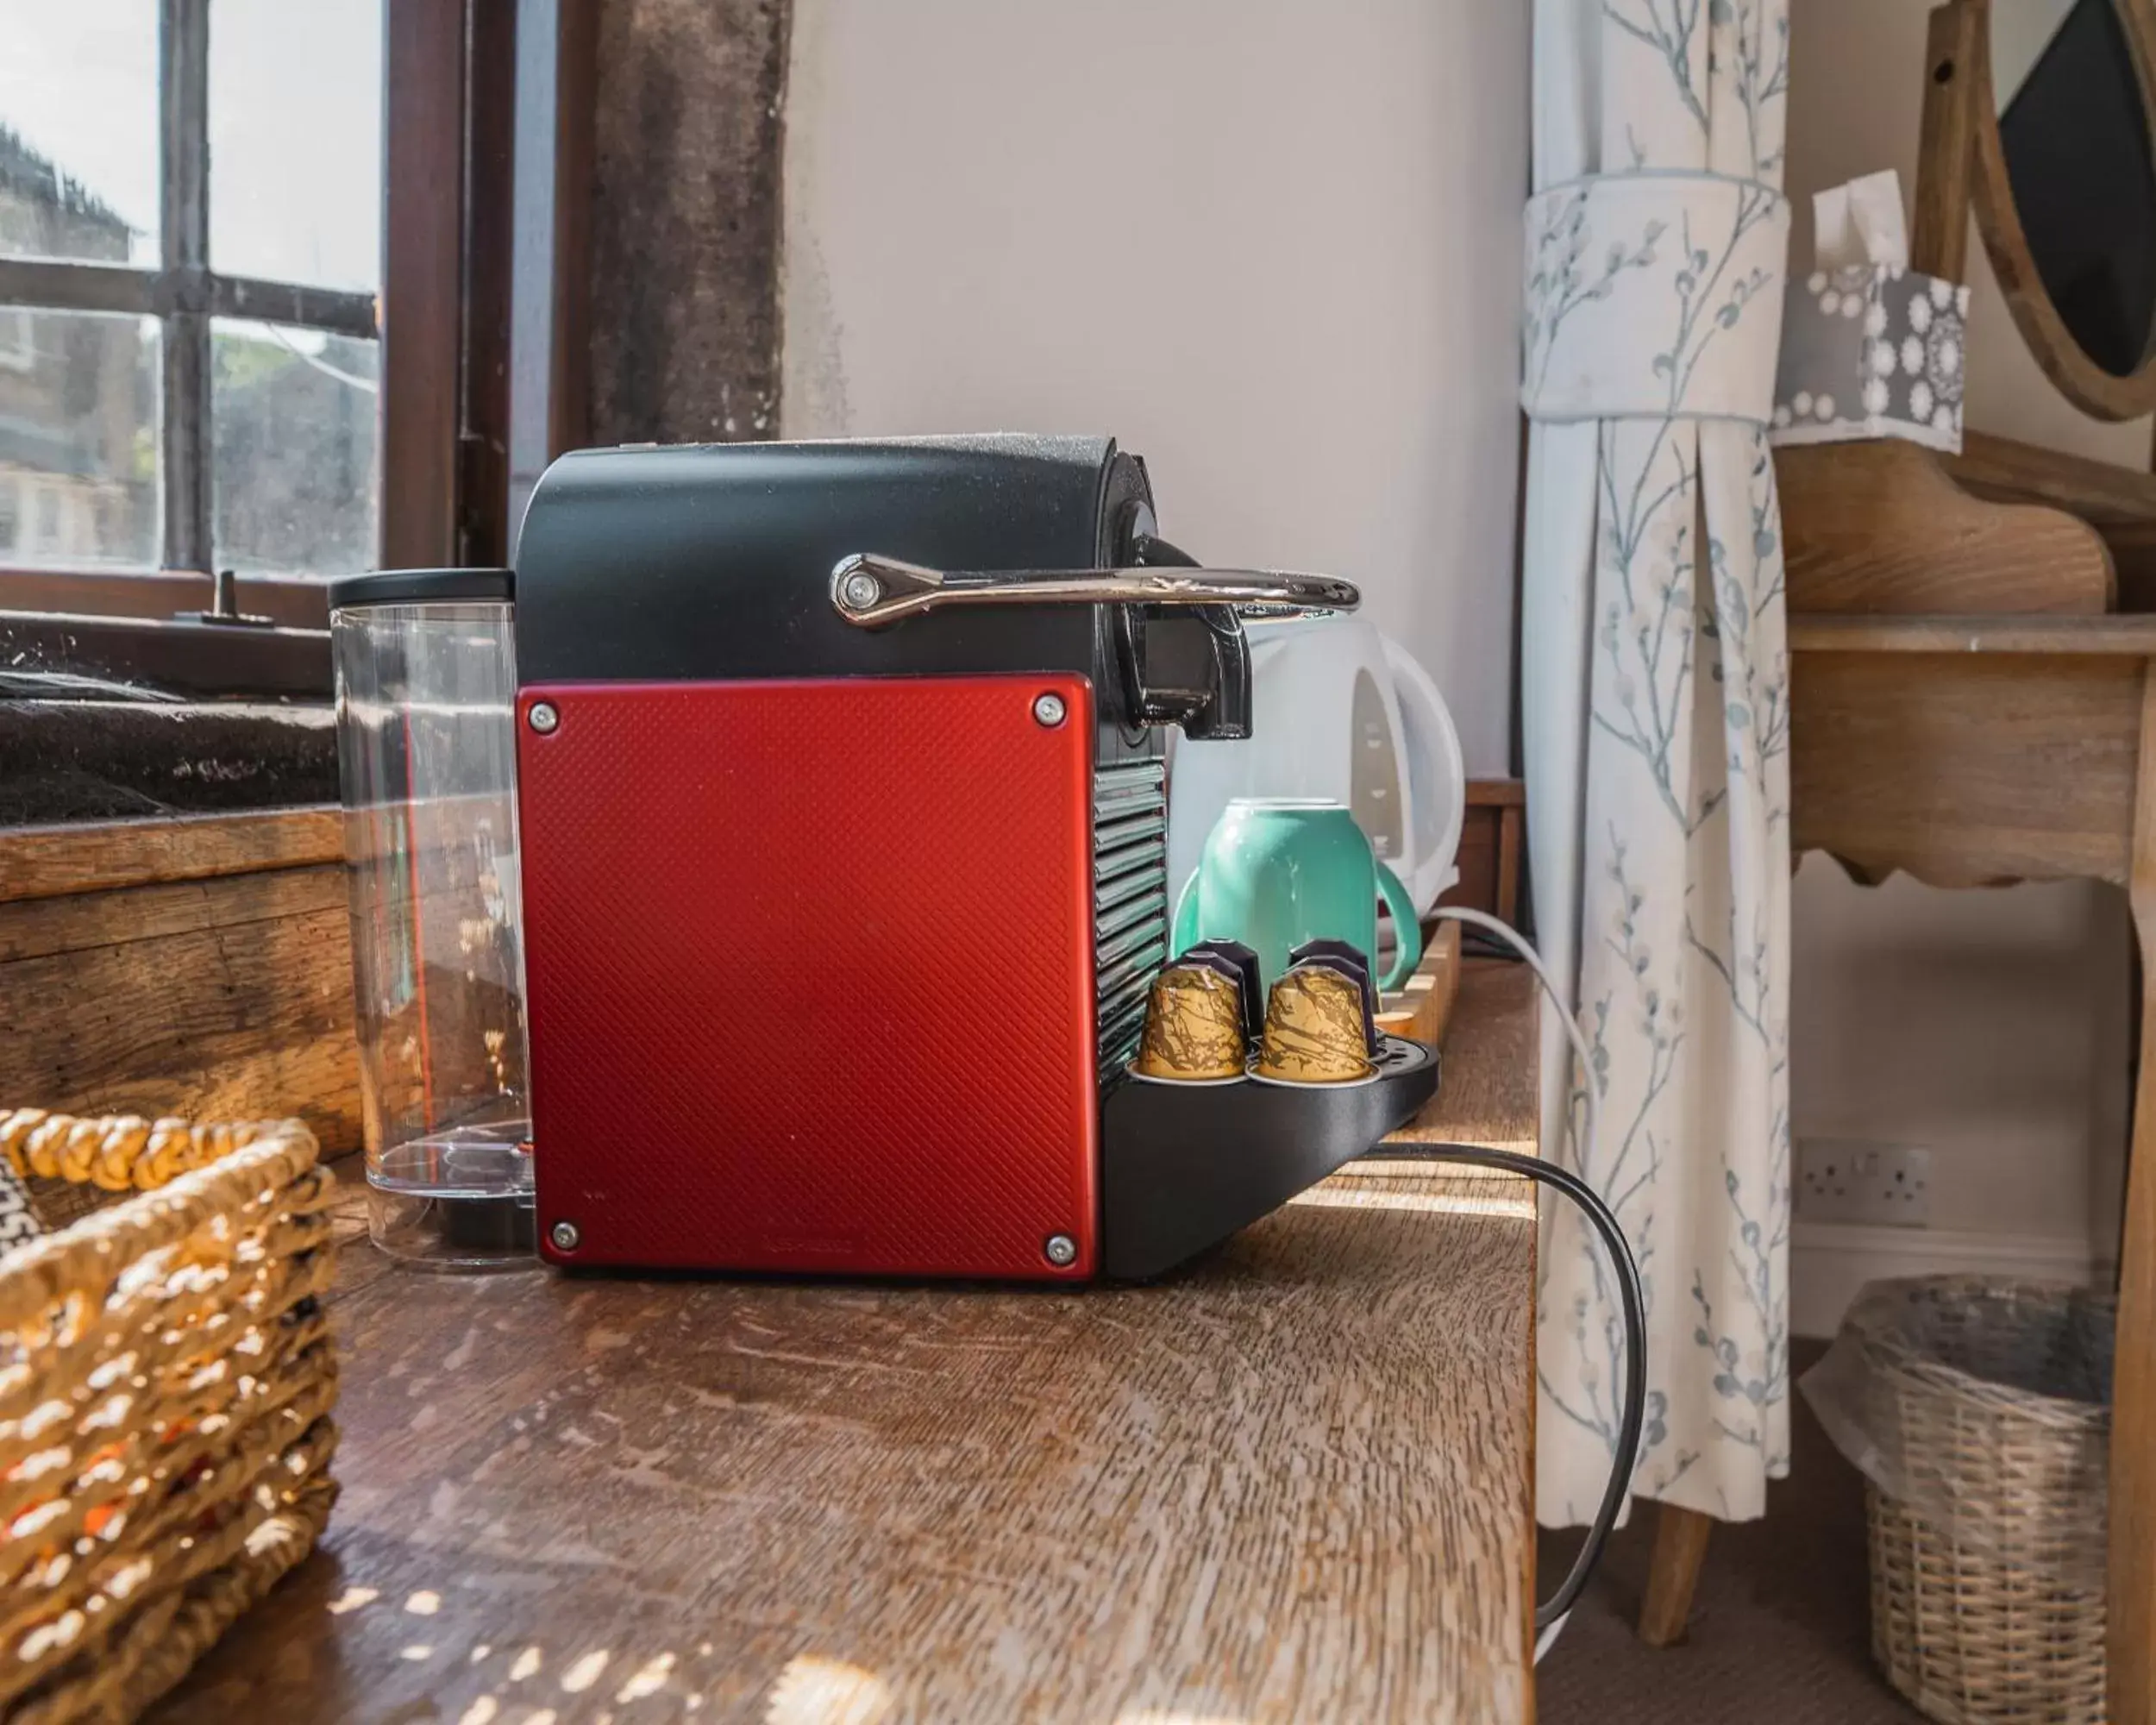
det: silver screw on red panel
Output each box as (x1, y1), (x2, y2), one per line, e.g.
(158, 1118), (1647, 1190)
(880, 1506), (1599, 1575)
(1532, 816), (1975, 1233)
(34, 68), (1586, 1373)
(529, 701), (560, 734)
(1032, 692), (1067, 728)
(550, 1220), (580, 1252)
(1044, 1233), (1077, 1267)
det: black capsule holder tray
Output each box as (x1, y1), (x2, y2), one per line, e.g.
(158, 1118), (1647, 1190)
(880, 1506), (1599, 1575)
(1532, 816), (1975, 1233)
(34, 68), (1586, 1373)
(1099, 1035), (1439, 1281)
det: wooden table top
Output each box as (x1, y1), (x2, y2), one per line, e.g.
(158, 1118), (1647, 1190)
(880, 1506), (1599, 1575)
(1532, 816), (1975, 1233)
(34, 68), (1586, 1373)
(155, 962), (1539, 1725)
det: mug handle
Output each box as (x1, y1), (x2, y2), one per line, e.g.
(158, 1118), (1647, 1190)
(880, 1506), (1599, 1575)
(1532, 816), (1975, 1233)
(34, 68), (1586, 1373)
(1376, 859), (1423, 992)
(1172, 869), (1201, 953)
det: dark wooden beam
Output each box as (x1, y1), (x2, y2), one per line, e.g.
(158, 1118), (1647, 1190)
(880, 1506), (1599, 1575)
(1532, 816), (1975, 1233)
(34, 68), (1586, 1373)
(587, 0), (790, 445)
(461, 0), (520, 567)
(381, 0), (469, 569)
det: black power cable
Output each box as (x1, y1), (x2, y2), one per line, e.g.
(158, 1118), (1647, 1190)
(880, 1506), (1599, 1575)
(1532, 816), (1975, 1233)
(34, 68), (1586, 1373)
(1361, 1143), (1647, 1633)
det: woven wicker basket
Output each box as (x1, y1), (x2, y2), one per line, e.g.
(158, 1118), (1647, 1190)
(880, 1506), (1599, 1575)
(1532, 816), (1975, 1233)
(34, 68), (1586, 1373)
(0, 1111), (340, 1725)
(1852, 1279), (2111, 1725)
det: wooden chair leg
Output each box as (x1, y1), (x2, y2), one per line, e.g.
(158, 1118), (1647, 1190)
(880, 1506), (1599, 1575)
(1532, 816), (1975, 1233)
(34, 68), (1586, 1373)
(1638, 1503), (1714, 1647)
(2112, 671), (2156, 1725)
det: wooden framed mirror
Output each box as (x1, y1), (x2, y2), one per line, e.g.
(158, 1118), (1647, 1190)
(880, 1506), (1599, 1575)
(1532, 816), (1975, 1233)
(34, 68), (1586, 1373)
(1916, 0), (2156, 420)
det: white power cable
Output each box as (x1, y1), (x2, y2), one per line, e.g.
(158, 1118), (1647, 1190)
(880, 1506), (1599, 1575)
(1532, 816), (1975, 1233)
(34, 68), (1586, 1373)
(1426, 905), (1601, 1225)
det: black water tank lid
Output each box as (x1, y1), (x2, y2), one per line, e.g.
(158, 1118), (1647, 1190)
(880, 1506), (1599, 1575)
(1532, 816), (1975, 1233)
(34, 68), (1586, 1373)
(328, 568), (514, 609)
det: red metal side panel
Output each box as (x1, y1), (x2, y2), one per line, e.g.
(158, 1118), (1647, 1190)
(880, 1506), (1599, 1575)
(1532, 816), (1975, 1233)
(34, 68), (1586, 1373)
(516, 675), (1099, 1279)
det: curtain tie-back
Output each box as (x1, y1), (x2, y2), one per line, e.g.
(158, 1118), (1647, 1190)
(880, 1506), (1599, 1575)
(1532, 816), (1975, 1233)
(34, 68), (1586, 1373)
(1521, 171), (1790, 427)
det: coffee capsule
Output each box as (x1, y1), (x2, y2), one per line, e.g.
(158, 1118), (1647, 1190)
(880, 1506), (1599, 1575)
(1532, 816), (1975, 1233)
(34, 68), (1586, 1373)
(1136, 963), (1248, 1082)
(1180, 938), (1263, 1041)
(1255, 962), (1377, 1083)
(1284, 938), (1377, 1056)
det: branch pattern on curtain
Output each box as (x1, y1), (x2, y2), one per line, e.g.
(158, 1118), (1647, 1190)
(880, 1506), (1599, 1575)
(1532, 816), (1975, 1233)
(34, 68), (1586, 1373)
(1519, 0), (1793, 1525)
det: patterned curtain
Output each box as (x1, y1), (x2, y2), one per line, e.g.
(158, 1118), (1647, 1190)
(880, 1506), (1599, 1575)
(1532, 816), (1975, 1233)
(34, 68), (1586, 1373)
(1520, 0), (1794, 1526)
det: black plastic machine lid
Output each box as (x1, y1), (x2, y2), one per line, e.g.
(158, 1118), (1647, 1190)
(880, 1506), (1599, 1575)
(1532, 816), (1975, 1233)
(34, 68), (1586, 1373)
(327, 568), (514, 610)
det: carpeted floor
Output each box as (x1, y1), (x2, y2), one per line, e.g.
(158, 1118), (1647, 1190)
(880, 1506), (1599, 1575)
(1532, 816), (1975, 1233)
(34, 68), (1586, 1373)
(1538, 1340), (1927, 1722)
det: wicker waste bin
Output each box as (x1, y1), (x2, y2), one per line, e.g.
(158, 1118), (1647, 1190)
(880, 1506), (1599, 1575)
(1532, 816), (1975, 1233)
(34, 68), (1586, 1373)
(0, 1111), (341, 1724)
(1801, 1276), (2112, 1725)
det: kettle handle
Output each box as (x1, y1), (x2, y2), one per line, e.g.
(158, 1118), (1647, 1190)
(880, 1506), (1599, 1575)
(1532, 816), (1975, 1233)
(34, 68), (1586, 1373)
(1382, 636), (1464, 913)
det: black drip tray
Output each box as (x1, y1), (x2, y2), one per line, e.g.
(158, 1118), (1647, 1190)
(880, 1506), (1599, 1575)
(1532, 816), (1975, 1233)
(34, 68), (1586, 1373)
(1099, 1035), (1439, 1281)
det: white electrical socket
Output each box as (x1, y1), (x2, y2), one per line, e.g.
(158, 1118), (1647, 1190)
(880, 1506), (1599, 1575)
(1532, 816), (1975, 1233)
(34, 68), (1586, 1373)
(1796, 1138), (1932, 1227)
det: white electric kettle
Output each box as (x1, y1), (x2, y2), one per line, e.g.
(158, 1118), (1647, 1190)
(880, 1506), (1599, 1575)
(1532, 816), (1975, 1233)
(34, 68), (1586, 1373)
(1167, 615), (1465, 917)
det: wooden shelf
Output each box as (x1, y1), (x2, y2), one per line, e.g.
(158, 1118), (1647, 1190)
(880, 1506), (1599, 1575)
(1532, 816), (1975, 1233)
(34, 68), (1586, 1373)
(1791, 613), (2156, 655)
(1946, 430), (2156, 528)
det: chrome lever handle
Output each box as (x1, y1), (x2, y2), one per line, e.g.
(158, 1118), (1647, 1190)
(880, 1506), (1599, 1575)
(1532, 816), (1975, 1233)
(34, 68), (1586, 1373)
(830, 552), (1360, 629)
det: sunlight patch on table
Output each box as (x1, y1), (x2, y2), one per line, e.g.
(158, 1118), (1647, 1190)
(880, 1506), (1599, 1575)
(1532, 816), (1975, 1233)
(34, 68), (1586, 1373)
(765, 1654), (892, 1725)
(1288, 1186), (1535, 1220)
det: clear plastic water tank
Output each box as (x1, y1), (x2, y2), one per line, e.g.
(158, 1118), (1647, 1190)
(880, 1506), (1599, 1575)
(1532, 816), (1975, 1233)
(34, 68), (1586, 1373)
(329, 568), (534, 1267)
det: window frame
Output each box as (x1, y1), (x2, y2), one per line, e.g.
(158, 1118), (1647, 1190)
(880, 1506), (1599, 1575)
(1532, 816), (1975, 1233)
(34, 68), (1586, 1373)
(0, 0), (379, 604)
(0, 0), (521, 687)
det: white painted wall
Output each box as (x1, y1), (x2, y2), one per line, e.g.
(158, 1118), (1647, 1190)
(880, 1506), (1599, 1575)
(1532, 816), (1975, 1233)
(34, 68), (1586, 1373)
(780, 0), (1531, 775)
(1784, 0), (2137, 1327)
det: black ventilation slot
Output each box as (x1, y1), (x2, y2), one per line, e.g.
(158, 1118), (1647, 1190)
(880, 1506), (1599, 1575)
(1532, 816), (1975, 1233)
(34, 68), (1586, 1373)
(1093, 759), (1168, 1080)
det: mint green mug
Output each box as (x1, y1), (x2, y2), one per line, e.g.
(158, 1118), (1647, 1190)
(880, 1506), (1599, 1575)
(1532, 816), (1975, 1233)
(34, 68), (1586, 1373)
(1171, 799), (1422, 991)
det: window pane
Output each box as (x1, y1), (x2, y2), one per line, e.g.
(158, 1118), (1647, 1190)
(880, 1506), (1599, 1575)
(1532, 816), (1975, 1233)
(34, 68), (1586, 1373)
(212, 318), (378, 576)
(0, 308), (159, 568)
(0, 1), (160, 266)
(210, 0), (383, 292)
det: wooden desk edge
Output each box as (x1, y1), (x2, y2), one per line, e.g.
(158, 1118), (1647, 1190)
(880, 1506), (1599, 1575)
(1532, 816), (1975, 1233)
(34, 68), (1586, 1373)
(1390, 957), (1542, 1700)
(1791, 613), (2156, 656)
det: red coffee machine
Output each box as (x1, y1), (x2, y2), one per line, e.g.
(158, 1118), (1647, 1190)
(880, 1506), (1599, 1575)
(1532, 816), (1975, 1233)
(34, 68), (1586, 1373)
(509, 436), (1436, 1280)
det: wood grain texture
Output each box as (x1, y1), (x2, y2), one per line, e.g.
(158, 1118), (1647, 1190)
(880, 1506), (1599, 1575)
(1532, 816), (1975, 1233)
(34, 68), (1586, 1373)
(0, 864), (360, 1157)
(1789, 613), (2156, 656)
(1946, 430), (2156, 528)
(1790, 620), (2156, 1717)
(380, 0), (466, 567)
(159, 963), (1541, 1725)
(2104, 521), (2156, 614)
(1791, 610), (2156, 1715)
(1447, 781), (1529, 932)
(0, 806), (342, 905)
(1910, 0), (1982, 282)
(1390, 960), (1539, 1155)
(2115, 669), (2156, 1725)
(1377, 921), (1463, 1048)
(1468, 780), (1526, 808)
(1790, 646), (2141, 888)
(457, 0), (517, 565)
(1638, 1503), (1716, 1648)
(1961, 0), (2156, 420)
(0, 862), (347, 964)
(1495, 807), (1523, 926)
(1777, 442), (2114, 615)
